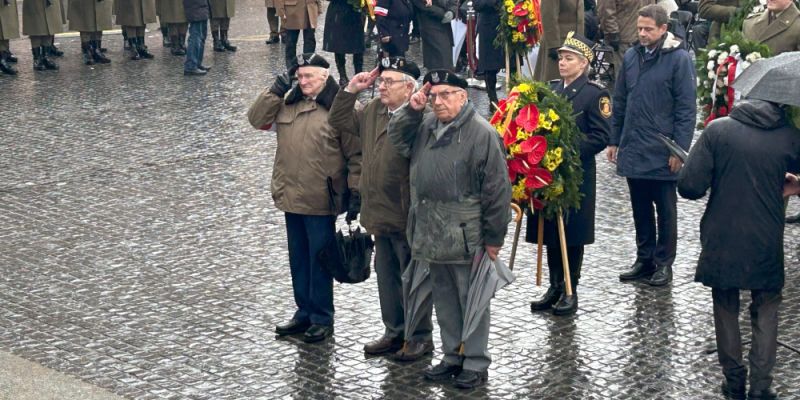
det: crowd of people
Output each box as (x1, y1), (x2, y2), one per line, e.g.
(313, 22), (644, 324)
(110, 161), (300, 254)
(244, 0), (799, 398)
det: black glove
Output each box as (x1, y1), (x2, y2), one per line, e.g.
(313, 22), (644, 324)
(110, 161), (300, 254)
(269, 73), (294, 97)
(605, 32), (620, 51)
(345, 191), (361, 224)
(548, 47), (559, 61)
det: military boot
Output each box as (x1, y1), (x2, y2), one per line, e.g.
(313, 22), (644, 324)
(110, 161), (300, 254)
(530, 284), (562, 312)
(552, 287), (578, 316)
(128, 38), (141, 60)
(122, 30), (131, 50)
(170, 37), (186, 56)
(82, 42), (95, 65)
(47, 43), (64, 57)
(32, 47), (46, 71)
(161, 25), (171, 46)
(89, 41), (110, 64)
(221, 30), (237, 51)
(0, 52), (17, 75)
(97, 40), (108, 53)
(40, 47), (59, 70)
(212, 30), (225, 52)
(136, 37), (154, 59)
(178, 34), (187, 54)
(4, 51), (18, 63)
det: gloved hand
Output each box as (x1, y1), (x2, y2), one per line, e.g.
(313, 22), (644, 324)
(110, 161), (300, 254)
(269, 73), (294, 97)
(345, 191), (361, 224)
(548, 47), (559, 60)
(441, 10), (454, 24)
(605, 32), (620, 51)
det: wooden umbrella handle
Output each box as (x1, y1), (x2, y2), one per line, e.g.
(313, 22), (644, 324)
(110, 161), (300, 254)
(536, 212), (543, 286)
(557, 209), (572, 296)
(508, 203), (523, 270)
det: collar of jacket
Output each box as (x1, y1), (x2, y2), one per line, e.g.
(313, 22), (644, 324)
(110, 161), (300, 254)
(554, 75), (589, 99)
(423, 101), (476, 148)
(284, 76), (340, 110)
(635, 31), (683, 58)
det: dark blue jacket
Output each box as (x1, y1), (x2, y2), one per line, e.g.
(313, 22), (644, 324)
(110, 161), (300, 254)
(610, 32), (696, 180)
(183, 0), (209, 22)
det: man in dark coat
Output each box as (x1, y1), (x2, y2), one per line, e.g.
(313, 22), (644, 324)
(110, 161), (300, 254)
(410, 0), (457, 69)
(375, 0), (413, 57)
(677, 99), (800, 400)
(473, 0), (503, 109)
(527, 32), (610, 316)
(183, 0), (211, 75)
(607, 5), (695, 286)
(323, 0), (365, 86)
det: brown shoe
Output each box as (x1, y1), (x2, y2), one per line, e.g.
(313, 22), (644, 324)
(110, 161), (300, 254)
(364, 335), (403, 355)
(393, 340), (434, 361)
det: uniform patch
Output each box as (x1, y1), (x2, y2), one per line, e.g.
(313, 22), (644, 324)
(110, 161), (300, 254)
(599, 96), (612, 118)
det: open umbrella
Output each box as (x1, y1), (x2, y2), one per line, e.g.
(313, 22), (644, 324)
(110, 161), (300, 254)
(458, 251), (515, 355)
(401, 260), (433, 352)
(731, 51), (800, 107)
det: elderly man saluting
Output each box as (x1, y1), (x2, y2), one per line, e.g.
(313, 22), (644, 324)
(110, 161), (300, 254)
(388, 70), (511, 389)
(247, 53), (362, 344)
(328, 57), (435, 361)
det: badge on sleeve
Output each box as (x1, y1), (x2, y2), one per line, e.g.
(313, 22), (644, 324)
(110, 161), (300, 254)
(599, 96), (612, 118)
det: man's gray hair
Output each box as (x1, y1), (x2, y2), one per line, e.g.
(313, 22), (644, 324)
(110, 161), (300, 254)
(638, 4), (669, 27)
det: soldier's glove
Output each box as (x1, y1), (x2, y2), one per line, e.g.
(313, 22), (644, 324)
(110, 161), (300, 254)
(606, 32), (620, 51)
(269, 73), (294, 98)
(345, 191), (361, 224)
(441, 10), (455, 24)
(548, 47), (559, 60)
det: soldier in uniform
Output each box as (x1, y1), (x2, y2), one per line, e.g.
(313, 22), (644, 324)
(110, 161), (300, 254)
(598, 0), (654, 81)
(0, 0), (19, 75)
(374, 0), (413, 57)
(535, 0), (584, 82)
(158, 0), (188, 56)
(743, 0), (800, 55)
(698, 0), (740, 43)
(410, 0), (457, 69)
(22, 0), (64, 70)
(329, 57), (436, 362)
(527, 32), (610, 316)
(388, 70), (511, 389)
(210, 0), (236, 52)
(275, 0), (320, 69)
(264, 0), (283, 45)
(117, 0), (157, 59)
(69, 0), (113, 65)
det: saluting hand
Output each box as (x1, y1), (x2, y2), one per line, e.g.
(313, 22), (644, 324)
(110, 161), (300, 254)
(409, 82), (431, 111)
(346, 67), (379, 93)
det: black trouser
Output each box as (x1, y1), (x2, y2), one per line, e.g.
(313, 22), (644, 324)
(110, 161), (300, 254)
(334, 52), (363, 80)
(626, 178), (677, 267)
(546, 245), (583, 291)
(29, 35), (54, 48)
(284, 28), (315, 69)
(712, 288), (781, 392)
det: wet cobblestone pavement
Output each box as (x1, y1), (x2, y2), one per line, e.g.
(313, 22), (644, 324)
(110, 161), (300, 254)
(1, 1), (800, 398)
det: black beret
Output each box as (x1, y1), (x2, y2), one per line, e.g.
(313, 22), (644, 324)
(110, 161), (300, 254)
(422, 69), (468, 89)
(288, 53), (330, 75)
(378, 57), (421, 80)
(559, 31), (595, 62)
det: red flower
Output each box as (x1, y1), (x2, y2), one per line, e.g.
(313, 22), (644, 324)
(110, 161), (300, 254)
(503, 119), (519, 147)
(519, 135), (547, 165)
(512, 3), (528, 16)
(517, 22), (527, 33)
(531, 197), (545, 210)
(490, 98), (509, 125)
(718, 106), (728, 116)
(525, 168), (552, 189)
(515, 104), (540, 132)
(507, 158), (527, 182)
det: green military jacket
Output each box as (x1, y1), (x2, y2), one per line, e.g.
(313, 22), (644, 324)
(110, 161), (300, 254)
(22, 0), (65, 36)
(534, 0), (585, 82)
(743, 3), (800, 55)
(68, 0), (114, 32)
(0, 0), (20, 40)
(698, 0), (739, 42)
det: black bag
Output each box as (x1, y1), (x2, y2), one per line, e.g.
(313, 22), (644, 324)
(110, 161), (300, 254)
(318, 225), (374, 284)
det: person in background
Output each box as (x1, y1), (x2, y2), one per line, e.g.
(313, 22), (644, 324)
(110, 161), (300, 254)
(22, 0), (64, 70)
(183, 0), (211, 75)
(210, 0), (237, 52)
(0, 0), (20, 75)
(375, 0), (414, 57)
(276, 0), (321, 69)
(323, 0), (365, 86)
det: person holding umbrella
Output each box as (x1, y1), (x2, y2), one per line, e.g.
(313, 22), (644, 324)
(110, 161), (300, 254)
(329, 57), (435, 361)
(527, 32), (611, 316)
(677, 54), (800, 399)
(387, 69), (511, 389)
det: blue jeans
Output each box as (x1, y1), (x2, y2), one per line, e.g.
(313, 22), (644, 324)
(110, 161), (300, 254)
(284, 212), (336, 326)
(184, 20), (207, 71)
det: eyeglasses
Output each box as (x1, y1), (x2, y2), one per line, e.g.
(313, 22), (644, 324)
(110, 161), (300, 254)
(376, 77), (407, 86)
(428, 89), (462, 103)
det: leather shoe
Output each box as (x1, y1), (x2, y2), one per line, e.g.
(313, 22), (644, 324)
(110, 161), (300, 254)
(721, 381), (745, 399)
(363, 335), (403, 355)
(199, 65), (211, 71)
(747, 388), (778, 400)
(275, 319), (310, 336)
(265, 35), (280, 44)
(646, 264), (672, 286)
(393, 340), (434, 361)
(530, 285), (562, 312)
(303, 324), (333, 343)
(423, 362), (462, 381)
(552, 292), (578, 316)
(619, 260), (655, 282)
(184, 68), (207, 76)
(453, 369), (488, 389)
(786, 212), (800, 223)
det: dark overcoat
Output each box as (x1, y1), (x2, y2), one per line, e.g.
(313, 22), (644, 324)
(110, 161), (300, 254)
(525, 75), (611, 246)
(678, 100), (800, 291)
(0, 0), (20, 40)
(323, 0), (366, 54)
(22, 0), (65, 36)
(473, 0), (503, 73)
(410, 0), (456, 69)
(184, 0), (209, 22)
(68, 0), (114, 32)
(375, 0), (413, 54)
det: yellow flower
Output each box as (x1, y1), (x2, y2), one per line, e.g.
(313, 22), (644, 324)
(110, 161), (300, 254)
(554, 147), (563, 158)
(516, 127), (530, 141)
(509, 143), (521, 155)
(538, 113), (553, 130)
(545, 148), (563, 170)
(548, 109), (560, 121)
(512, 179), (528, 202)
(550, 183), (564, 196)
(546, 161), (557, 171)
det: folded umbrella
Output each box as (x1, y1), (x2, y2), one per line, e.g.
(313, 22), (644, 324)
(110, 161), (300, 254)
(656, 133), (688, 163)
(731, 52), (800, 107)
(458, 251), (515, 354)
(317, 225), (373, 284)
(401, 260), (433, 350)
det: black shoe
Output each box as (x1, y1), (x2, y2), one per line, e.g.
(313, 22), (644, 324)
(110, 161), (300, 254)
(552, 292), (578, 316)
(424, 362), (462, 382)
(5, 51), (18, 63)
(170, 42), (186, 56)
(213, 39), (226, 52)
(91, 41), (111, 64)
(303, 324), (333, 343)
(786, 213), (800, 223)
(48, 44), (64, 57)
(128, 38), (141, 60)
(748, 388), (778, 400)
(619, 260), (655, 282)
(184, 67), (208, 76)
(364, 335), (404, 355)
(721, 381), (746, 400)
(82, 43), (95, 65)
(32, 48), (46, 71)
(530, 285), (562, 312)
(40, 48), (59, 70)
(453, 369), (488, 389)
(222, 31), (237, 51)
(199, 65), (211, 71)
(0, 55), (17, 75)
(265, 35), (280, 44)
(646, 265), (672, 286)
(275, 319), (311, 336)
(393, 340), (434, 361)
(137, 38), (154, 59)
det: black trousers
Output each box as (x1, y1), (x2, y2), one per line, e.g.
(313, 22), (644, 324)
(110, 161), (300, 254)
(284, 29), (316, 69)
(712, 288), (781, 392)
(626, 178), (677, 267)
(546, 245), (583, 291)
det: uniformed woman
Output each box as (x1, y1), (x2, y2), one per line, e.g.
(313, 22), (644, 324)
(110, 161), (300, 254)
(0, 0), (19, 74)
(527, 32), (610, 316)
(210, 0), (236, 51)
(22, 0), (64, 70)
